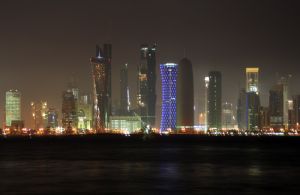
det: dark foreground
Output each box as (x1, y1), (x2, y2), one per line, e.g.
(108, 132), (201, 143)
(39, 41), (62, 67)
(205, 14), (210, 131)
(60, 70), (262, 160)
(1, 135), (300, 194)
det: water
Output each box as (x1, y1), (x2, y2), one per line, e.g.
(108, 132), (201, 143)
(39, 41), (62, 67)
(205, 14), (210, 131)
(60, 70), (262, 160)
(0, 136), (300, 194)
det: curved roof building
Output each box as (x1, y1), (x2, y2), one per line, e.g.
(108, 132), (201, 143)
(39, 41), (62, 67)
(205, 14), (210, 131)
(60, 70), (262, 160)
(176, 58), (194, 132)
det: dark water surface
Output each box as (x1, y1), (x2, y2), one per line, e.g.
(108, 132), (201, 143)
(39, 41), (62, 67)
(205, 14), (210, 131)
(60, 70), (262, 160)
(0, 136), (300, 194)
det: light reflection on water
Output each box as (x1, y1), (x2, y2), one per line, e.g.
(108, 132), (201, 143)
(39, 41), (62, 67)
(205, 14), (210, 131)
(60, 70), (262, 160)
(0, 143), (299, 194)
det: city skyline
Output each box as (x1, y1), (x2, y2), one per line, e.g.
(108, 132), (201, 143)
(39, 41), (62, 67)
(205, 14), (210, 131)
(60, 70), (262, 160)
(0, 0), (299, 128)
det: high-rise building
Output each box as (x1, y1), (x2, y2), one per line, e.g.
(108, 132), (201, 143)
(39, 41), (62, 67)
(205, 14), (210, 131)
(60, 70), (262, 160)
(176, 58), (194, 132)
(237, 89), (260, 130)
(246, 67), (259, 94)
(259, 106), (270, 130)
(292, 95), (300, 130)
(160, 63), (178, 132)
(62, 90), (77, 132)
(91, 44), (112, 132)
(120, 63), (130, 115)
(222, 102), (235, 130)
(5, 90), (22, 127)
(137, 44), (157, 127)
(269, 84), (284, 130)
(47, 108), (58, 129)
(207, 71), (222, 130)
(31, 101), (48, 130)
(204, 76), (209, 130)
(77, 94), (93, 130)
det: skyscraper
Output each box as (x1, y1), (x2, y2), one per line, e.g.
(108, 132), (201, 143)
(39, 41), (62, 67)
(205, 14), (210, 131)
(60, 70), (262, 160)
(137, 44), (157, 127)
(269, 83), (285, 130)
(246, 67), (259, 94)
(5, 90), (21, 127)
(91, 44), (112, 132)
(77, 94), (93, 130)
(47, 108), (58, 129)
(62, 90), (77, 132)
(207, 71), (222, 130)
(31, 101), (48, 130)
(222, 102), (235, 130)
(120, 63), (130, 115)
(237, 89), (260, 130)
(176, 58), (194, 132)
(160, 63), (178, 132)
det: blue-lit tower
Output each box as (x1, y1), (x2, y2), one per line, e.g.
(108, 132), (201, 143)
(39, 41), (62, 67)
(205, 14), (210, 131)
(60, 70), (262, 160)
(160, 63), (178, 132)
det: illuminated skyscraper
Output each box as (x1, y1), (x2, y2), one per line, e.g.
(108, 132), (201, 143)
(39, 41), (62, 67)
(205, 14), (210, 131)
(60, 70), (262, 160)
(207, 71), (222, 130)
(237, 89), (260, 130)
(62, 90), (77, 131)
(5, 90), (21, 127)
(77, 94), (93, 130)
(137, 44), (157, 127)
(204, 76), (209, 130)
(91, 44), (112, 132)
(160, 63), (178, 132)
(222, 102), (235, 130)
(176, 58), (194, 132)
(31, 101), (48, 130)
(47, 108), (58, 129)
(120, 63), (130, 115)
(246, 67), (259, 94)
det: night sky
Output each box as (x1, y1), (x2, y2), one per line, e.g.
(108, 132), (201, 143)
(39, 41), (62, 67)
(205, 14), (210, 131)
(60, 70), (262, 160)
(0, 0), (299, 128)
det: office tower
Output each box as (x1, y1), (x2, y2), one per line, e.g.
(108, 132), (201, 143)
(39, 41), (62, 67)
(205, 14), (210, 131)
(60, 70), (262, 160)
(62, 90), (77, 132)
(246, 67), (259, 94)
(246, 92), (261, 130)
(278, 77), (289, 129)
(259, 107), (270, 130)
(120, 63), (130, 115)
(137, 44), (157, 127)
(5, 90), (22, 128)
(269, 84), (284, 130)
(176, 58), (194, 132)
(47, 108), (58, 129)
(31, 101), (48, 130)
(222, 102), (234, 130)
(91, 44), (111, 132)
(207, 71), (222, 130)
(204, 76), (209, 130)
(292, 95), (300, 130)
(288, 100), (293, 129)
(77, 94), (93, 130)
(237, 89), (260, 130)
(160, 63), (178, 132)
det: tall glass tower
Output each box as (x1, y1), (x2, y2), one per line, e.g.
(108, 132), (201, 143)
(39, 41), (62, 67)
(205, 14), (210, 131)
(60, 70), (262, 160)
(5, 90), (21, 127)
(120, 63), (130, 115)
(207, 71), (222, 130)
(91, 44), (111, 132)
(160, 63), (178, 132)
(137, 44), (157, 127)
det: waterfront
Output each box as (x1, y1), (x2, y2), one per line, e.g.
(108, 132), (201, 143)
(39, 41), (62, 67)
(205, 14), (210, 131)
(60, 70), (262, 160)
(0, 136), (300, 194)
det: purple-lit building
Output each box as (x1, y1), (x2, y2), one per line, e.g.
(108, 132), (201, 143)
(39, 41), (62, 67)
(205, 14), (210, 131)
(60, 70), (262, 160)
(160, 63), (178, 132)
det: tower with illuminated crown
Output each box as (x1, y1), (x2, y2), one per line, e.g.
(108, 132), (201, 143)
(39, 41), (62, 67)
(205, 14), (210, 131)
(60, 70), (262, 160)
(90, 44), (112, 133)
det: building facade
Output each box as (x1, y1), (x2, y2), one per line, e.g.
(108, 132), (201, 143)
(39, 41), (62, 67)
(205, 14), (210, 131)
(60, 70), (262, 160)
(31, 101), (48, 130)
(207, 71), (222, 130)
(137, 44), (157, 127)
(91, 44), (112, 132)
(160, 63), (178, 132)
(176, 58), (194, 132)
(5, 90), (22, 127)
(62, 90), (77, 131)
(120, 63), (130, 115)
